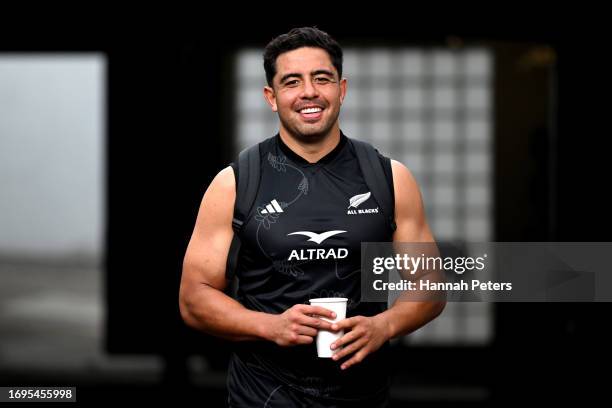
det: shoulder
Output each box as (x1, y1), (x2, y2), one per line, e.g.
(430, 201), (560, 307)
(205, 165), (236, 201)
(188, 166), (236, 242)
(215, 165), (236, 188)
(389, 159), (433, 242)
(390, 159), (424, 210)
(390, 160), (418, 189)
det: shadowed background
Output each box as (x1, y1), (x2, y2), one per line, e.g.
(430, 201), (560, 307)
(1, 14), (610, 407)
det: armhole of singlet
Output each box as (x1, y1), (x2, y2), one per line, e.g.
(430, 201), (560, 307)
(229, 161), (238, 193)
(378, 153), (395, 205)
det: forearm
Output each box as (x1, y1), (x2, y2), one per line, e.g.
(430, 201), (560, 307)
(180, 284), (274, 342)
(376, 300), (445, 340)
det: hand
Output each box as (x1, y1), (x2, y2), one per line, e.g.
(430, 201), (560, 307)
(268, 304), (336, 347)
(329, 315), (390, 370)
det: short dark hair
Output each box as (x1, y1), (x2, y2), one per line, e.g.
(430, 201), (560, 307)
(263, 27), (343, 87)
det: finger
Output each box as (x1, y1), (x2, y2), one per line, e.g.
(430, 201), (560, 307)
(332, 337), (367, 361)
(296, 314), (335, 331)
(331, 316), (359, 331)
(330, 327), (362, 350)
(303, 305), (337, 320)
(294, 324), (318, 337)
(340, 349), (368, 370)
(295, 335), (314, 345)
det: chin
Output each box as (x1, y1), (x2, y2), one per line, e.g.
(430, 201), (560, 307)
(294, 127), (329, 142)
(280, 116), (334, 142)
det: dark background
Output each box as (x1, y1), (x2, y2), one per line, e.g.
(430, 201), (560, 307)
(1, 12), (610, 406)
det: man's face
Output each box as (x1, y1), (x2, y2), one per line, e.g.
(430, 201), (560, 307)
(264, 47), (347, 142)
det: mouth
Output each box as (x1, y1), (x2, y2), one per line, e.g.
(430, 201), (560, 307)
(297, 106), (324, 122)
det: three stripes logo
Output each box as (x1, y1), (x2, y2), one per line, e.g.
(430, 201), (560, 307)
(260, 199), (284, 214)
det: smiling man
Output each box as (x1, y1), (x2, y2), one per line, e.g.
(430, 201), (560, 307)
(263, 45), (345, 147)
(179, 27), (445, 407)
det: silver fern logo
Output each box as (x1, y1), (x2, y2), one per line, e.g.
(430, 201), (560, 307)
(347, 192), (379, 215)
(348, 192), (371, 209)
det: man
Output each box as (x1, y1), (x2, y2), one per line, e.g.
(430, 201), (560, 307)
(179, 27), (445, 407)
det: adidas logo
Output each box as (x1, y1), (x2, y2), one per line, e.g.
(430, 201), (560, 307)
(260, 199), (284, 214)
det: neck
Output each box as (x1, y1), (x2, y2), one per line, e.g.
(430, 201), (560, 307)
(278, 126), (341, 164)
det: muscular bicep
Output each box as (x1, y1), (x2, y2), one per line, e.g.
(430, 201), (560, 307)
(391, 159), (435, 243)
(181, 166), (236, 293)
(390, 159), (443, 289)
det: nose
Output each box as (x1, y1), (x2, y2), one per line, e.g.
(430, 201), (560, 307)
(300, 78), (319, 99)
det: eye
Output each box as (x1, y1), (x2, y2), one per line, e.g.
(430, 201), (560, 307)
(284, 79), (299, 87)
(315, 77), (331, 83)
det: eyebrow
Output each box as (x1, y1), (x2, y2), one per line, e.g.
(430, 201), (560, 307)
(279, 69), (336, 84)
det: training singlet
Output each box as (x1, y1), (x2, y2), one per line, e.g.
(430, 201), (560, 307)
(227, 132), (395, 406)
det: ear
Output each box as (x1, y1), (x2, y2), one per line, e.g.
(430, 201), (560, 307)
(263, 86), (277, 112)
(339, 78), (347, 106)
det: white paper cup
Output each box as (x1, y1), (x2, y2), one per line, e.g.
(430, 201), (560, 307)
(308, 297), (348, 358)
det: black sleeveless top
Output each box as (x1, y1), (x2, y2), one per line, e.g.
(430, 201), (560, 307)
(228, 132), (395, 401)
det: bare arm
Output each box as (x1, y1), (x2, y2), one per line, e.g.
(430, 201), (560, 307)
(376, 160), (446, 339)
(179, 166), (336, 344)
(179, 166), (270, 341)
(326, 160), (447, 369)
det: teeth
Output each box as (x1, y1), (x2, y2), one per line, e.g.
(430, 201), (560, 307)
(300, 107), (322, 114)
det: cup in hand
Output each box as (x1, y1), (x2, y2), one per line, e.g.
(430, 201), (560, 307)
(308, 297), (348, 358)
